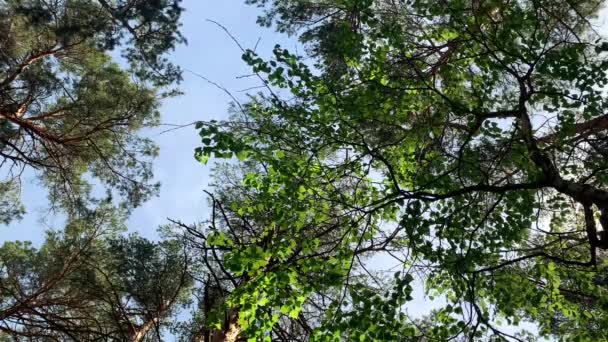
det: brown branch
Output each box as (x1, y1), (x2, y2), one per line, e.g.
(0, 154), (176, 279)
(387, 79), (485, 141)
(538, 113), (608, 144)
(0, 47), (64, 89)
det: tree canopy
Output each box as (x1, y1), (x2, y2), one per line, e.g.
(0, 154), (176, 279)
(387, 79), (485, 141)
(0, 0), (184, 220)
(0, 205), (193, 340)
(194, 0), (608, 340)
(5, 0), (608, 341)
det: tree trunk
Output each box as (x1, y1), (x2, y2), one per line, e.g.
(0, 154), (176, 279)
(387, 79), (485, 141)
(131, 318), (158, 342)
(210, 308), (240, 342)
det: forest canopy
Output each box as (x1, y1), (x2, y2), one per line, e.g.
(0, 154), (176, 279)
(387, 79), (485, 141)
(0, 0), (184, 219)
(4, 0), (608, 341)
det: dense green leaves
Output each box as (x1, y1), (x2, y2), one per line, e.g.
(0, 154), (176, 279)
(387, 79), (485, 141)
(0, 206), (193, 340)
(192, 0), (608, 340)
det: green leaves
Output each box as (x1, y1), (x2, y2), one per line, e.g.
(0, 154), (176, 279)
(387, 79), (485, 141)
(0, 0), (184, 215)
(225, 245), (270, 275)
(0, 207), (193, 340)
(191, 0), (608, 340)
(312, 273), (417, 341)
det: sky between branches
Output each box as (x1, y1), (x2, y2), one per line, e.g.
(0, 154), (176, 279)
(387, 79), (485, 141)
(0, 0), (296, 243)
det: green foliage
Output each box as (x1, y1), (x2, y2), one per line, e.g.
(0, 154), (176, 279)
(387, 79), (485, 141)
(194, 0), (608, 340)
(0, 0), (184, 221)
(0, 206), (193, 340)
(313, 272), (417, 341)
(0, 181), (24, 224)
(7, 0), (608, 340)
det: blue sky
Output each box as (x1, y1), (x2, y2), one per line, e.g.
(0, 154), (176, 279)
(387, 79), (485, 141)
(0, 0), (298, 243)
(124, 0), (299, 238)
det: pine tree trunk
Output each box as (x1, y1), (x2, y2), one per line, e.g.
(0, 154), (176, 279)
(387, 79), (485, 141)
(210, 308), (240, 342)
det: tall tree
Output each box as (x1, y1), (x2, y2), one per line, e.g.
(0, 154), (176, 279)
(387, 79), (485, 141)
(0, 0), (184, 221)
(196, 0), (608, 339)
(0, 206), (193, 341)
(169, 162), (358, 342)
